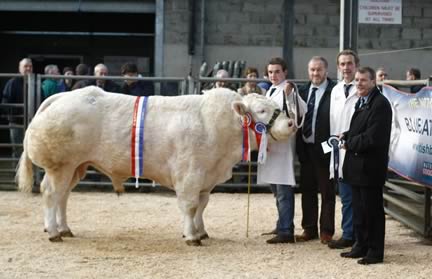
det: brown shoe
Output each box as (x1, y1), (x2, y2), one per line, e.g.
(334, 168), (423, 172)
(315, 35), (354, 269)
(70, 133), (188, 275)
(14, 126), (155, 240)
(295, 231), (318, 242)
(320, 233), (333, 244)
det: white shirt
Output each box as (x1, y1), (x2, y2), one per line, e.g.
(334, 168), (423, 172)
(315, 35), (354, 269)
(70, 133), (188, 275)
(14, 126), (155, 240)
(329, 80), (359, 179)
(303, 79), (328, 144)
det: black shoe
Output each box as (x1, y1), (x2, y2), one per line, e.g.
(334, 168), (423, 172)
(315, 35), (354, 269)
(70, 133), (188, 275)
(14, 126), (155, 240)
(261, 229), (278, 236)
(340, 249), (367, 258)
(357, 257), (383, 265)
(328, 237), (354, 249)
(266, 235), (295, 244)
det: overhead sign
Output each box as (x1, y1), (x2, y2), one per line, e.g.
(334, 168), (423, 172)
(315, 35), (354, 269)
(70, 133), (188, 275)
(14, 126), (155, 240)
(359, 0), (402, 24)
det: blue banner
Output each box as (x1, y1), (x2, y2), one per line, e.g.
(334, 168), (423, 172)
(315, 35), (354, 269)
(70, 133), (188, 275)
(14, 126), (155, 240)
(382, 84), (432, 187)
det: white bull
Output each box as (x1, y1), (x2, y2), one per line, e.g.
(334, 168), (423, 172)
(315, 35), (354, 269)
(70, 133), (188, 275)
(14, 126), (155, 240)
(17, 86), (297, 245)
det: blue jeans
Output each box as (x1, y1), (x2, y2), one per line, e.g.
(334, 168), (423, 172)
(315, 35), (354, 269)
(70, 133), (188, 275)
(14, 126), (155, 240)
(10, 124), (24, 160)
(338, 181), (353, 240)
(270, 184), (295, 236)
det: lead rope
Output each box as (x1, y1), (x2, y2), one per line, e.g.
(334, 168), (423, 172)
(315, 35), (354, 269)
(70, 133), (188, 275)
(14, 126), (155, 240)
(246, 160), (252, 238)
(289, 82), (305, 129)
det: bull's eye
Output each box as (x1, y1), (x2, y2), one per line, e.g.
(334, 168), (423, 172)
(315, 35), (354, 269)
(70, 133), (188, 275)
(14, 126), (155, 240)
(258, 109), (266, 114)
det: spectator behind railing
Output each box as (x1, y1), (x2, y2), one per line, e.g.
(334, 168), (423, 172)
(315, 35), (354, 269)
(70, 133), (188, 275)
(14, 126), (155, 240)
(406, 67), (425, 93)
(375, 67), (388, 82)
(1, 57), (33, 158)
(72, 63), (91, 90)
(213, 69), (230, 89)
(257, 67), (272, 91)
(58, 66), (75, 92)
(375, 67), (389, 92)
(120, 62), (154, 96)
(42, 64), (62, 99)
(72, 63), (121, 92)
(237, 67), (266, 96)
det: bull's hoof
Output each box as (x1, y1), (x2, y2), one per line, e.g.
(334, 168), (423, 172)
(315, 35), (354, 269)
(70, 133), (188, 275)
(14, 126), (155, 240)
(49, 235), (63, 242)
(185, 239), (202, 246)
(60, 230), (74, 238)
(200, 233), (209, 240)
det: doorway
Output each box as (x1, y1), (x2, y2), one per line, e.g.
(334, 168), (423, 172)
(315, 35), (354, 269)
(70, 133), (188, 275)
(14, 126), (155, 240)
(29, 55), (83, 75)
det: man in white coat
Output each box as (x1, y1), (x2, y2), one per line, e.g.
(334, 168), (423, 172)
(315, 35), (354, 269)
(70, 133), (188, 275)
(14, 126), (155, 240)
(258, 57), (306, 244)
(327, 49), (360, 249)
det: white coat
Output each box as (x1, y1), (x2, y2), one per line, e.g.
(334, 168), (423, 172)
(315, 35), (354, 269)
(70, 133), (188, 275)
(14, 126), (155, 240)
(257, 80), (307, 186)
(329, 81), (359, 179)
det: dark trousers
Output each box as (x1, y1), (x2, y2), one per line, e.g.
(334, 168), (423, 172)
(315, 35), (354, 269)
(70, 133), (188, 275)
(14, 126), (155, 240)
(351, 184), (385, 259)
(299, 145), (335, 236)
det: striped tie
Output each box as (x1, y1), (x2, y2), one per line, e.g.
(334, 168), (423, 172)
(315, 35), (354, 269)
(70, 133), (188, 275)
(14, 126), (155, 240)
(356, 97), (365, 109)
(302, 87), (318, 138)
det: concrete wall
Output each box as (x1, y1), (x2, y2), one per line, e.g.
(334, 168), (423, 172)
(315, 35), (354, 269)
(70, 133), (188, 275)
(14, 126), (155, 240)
(164, 0), (432, 80)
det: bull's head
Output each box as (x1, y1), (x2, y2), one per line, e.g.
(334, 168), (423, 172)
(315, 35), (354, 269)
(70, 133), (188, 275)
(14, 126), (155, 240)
(232, 93), (297, 141)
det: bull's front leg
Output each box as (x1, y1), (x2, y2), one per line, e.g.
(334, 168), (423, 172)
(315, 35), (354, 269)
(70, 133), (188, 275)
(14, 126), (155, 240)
(194, 191), (210, 240)
(177, 193), (201, 246)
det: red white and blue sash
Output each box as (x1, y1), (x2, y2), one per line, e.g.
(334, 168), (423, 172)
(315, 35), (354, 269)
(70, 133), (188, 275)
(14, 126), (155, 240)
(242, 113), (268, 164)
(131, 96), (149, 188)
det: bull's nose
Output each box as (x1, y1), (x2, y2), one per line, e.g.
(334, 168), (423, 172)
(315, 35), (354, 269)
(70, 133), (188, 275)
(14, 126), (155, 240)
(287, 120), (293, 127)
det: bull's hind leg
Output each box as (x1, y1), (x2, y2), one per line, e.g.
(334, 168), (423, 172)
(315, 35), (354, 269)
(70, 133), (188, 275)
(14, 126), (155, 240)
(194, 191), (210, 240)
(43, 167), (75, 242)
(57, 190), (73, 237)
(56, 164), (88, 237)
(177, 191), (201, 246)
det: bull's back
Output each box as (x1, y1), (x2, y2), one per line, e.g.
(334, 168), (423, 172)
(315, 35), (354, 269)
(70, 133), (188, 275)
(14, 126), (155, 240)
(26, 87), (135, 169)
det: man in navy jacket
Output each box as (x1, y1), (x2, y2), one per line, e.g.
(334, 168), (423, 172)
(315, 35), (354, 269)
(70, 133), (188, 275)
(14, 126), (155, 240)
(340, 67), (392, 265)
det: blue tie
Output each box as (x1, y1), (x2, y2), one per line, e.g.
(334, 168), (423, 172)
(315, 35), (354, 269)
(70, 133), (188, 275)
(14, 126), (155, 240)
(269, 87), (276, 97)
(303, 87), (318, 138)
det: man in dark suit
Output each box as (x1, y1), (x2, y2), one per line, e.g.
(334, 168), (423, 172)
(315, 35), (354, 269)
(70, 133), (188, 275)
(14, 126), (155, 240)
(340, 67), (392, 265)
(2, 58), (33, 159)
(296, 56), (337, 244)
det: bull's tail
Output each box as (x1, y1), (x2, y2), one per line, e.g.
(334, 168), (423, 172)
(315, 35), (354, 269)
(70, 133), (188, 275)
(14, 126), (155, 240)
(16, 135), (34, 193)
(15, 93), (67, 192)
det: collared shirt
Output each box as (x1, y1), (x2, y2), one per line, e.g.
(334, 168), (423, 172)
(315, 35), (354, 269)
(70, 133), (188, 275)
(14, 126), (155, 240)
(303, 79), (328, 143)
(266, 80), (288, 110)
(361, 95), (369, 104)
(357, 94), (370, 109)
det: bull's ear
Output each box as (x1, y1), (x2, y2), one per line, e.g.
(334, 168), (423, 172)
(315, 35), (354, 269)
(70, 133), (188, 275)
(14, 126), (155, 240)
(232, 101), (248, 116)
